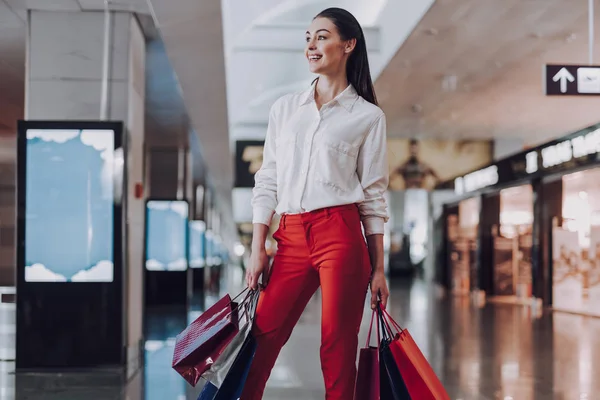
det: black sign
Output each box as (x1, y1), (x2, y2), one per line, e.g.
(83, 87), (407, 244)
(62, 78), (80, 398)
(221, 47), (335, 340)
(437, 122), (600, 194)
(235, 140), (265, 188)
(545, 64), (600, 96)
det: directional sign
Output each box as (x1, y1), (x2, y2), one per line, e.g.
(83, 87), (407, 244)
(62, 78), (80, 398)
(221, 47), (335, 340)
(545, 64), (600, 95)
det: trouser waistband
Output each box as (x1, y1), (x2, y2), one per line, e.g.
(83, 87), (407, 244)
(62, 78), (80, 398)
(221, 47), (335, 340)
(280, 204), (358, 226)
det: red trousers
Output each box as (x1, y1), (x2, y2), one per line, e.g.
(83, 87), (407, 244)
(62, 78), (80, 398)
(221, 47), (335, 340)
(240, 204), (372, 400)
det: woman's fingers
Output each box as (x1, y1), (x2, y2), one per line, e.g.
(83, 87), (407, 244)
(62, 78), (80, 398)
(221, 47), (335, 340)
(246, 269), (254, 289)
(370, 289), (379, 309)
(379, 290), (389, 309)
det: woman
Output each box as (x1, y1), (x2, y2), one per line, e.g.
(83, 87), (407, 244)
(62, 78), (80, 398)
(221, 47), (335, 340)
(242, 7), (390, 400)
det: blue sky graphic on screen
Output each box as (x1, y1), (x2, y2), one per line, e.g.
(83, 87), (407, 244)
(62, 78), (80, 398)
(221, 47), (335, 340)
(25, 129), (115, 282)
(146, 201), (189, 271)
(189, 220), (206, 268)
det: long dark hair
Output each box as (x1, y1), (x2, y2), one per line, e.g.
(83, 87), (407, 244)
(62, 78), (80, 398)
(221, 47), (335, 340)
(314, 7), (378, 106)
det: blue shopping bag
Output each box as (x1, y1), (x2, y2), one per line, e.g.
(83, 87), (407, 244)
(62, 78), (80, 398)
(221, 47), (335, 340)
(197, 382), (218, 400)
(213, 333), (257, 400)
(197, 332), (257, 400)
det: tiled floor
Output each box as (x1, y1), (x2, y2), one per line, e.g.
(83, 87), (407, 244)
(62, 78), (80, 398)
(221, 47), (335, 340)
(2, 270), (600, 400)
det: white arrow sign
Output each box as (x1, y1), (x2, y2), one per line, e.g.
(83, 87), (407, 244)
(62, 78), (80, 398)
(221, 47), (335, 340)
(553, 67), (575, 93)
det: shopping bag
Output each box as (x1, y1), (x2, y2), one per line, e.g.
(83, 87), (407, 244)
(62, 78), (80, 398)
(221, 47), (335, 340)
(202, 289), (259, 388)
(353, 309), (380, 400)
(172, 289), (250, 386)
(380, 341), (411, 400)
(380, 306), (450, 400)
(380, 350), (396, 400)
(197, 382), (218, 400)
(379, 347), (399, 400)
(210, 333), (257, 400)
(378, 306), (411, 400)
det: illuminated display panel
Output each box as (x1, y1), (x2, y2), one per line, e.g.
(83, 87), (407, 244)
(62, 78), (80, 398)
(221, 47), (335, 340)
(24, 128), (116, 282)
(145, 200), (189, 271)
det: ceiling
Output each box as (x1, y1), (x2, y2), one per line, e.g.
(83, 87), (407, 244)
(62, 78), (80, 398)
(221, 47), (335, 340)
(376, 0), (600, 148)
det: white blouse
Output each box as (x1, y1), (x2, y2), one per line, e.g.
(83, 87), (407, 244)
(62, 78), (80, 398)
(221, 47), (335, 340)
(251, 82), (390, 236)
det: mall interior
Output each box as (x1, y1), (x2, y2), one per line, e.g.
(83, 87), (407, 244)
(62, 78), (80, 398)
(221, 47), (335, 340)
(2, 1), (600, 399)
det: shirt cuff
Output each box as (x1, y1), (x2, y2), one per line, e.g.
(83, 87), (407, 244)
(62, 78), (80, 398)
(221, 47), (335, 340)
(362, 216), (385, 236)
(252, 206), (274, 226)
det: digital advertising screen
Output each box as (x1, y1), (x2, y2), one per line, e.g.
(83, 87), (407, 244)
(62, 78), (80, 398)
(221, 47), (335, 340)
(189, 220), (206, 268)
(24, 128), (117, 282)
(145, 200), (189, 271)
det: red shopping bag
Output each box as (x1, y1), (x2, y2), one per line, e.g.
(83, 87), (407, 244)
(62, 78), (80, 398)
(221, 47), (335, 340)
(172, 290), (248, 386)
(353, 309), (380, 400)
(380, 307), (450, 400)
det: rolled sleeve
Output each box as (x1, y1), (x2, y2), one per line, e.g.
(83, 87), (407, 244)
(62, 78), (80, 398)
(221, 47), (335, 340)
(252, 206), (274, 226)
(356, 113), (389, 236)
(251, 102), (279, 226)
(362, 216), (385, 236)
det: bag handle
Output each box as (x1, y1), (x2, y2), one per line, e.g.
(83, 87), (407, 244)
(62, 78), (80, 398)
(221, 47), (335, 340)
(231, 287), (250, 303)
(379, 306), (404, 335)
(206, 288), (257, 325)
(238, 288), (260, 326)
(366, 306), (382, 348)
(376, 304), (390, 341)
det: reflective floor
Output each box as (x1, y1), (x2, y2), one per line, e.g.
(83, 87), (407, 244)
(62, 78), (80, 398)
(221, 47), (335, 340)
(2, 268), (600, 400)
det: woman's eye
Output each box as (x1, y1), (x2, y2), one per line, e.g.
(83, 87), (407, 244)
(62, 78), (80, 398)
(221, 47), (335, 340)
(318, 36), (326, 40)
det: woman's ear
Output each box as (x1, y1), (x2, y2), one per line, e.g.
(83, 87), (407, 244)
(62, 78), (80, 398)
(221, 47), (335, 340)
(344, 38), (357, 54)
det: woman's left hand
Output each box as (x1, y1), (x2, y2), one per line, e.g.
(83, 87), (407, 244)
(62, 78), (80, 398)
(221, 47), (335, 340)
(370, 270), (389, 309)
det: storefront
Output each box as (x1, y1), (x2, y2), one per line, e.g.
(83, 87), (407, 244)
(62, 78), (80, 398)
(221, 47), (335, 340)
(551, 169), (600, 316)
(438, 122), (600, 317)
(493, 185), (534, 301)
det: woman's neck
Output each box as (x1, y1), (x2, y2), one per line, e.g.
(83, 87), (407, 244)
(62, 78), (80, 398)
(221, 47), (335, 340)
(314, 75), (349, 109)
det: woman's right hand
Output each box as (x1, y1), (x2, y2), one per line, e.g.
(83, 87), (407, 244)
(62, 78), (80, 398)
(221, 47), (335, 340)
(246, 246), (270, 290)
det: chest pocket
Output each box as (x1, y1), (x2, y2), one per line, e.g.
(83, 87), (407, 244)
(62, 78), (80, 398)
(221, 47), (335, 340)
(314, 138), (359, 192)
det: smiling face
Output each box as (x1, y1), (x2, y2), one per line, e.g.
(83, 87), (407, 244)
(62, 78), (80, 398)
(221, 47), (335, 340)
(305, 17), (355, 76)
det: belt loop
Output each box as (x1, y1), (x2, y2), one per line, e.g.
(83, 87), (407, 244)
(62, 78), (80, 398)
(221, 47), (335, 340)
(282, 214), (287, 228)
